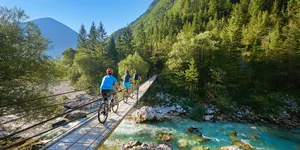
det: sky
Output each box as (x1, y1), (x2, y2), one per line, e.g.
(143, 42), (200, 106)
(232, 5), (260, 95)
(1, 0), (153, 35)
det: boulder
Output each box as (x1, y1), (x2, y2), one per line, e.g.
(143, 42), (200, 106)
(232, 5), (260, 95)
(122, 141), (141, 149)
(228, 131), (237, 137)
(131, 106), (156, 123)
(192, 146), (210, 150)
(219, 145), (244, 150)
(177, 139), (188, 148)
(231, 139), (255, 150)
(187, 126), (211, 142)
(203, 115), (214, 121)
(122, 141), (172, 150)
(156, 132), (174, 142)
(0, 130), (9, 139)
(187, 126), (202, 137)
(64, 110), (87, 120)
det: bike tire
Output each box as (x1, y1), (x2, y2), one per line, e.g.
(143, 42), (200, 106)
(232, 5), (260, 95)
(123, 89), (128, 103)
(136, 89), (139, 100)
(98, 102), (108, 124)
(111, 97), (119, 113)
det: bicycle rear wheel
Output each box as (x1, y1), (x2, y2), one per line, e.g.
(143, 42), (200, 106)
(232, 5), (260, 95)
(111, 97), (119, 113)
(123, 89), (128, 103)
(98, 102), (108, 123)
(136, 85), (139, 100)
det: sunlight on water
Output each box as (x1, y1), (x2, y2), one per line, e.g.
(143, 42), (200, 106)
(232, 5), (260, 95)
(103, 118), (300, 150)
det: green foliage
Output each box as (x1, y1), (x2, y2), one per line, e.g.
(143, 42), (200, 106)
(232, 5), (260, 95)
(205, 68), (232, 110)
(0, 7), (58, 117)
(97, 21), (107, 43)
(116, 26), (135, 60)
(88, 21), (97, 44)
(71, 47), (114, 89)
(167, 31), (218, 91)
(246, 94), (283, 115)
(77, 24), (87, 48)
(60, 95), (69, 103)
(62, 48), (76, 67)
(118, 52), (149, 79)
(188, 103), (205, 121)
(107, 37), (119, 63)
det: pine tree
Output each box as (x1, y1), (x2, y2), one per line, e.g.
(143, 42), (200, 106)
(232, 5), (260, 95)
(121, 26), (134, 56)
(97, 21), (107, 43)
(107, 38), (118, 63)
(77, 24), (87, 48)
(135, 22), (149, 59)
(88, 21), (98, 45)
(115, 34), (125, 60)
(208, 0), (217, 18)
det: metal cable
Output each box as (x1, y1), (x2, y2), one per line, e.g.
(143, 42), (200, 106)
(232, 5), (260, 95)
(0, 90), (130, 150)
(0, 89), (124, 141)
(0, 79), (152, 149)
(0, 94), (100, 117)
(0, 87), (92, 108)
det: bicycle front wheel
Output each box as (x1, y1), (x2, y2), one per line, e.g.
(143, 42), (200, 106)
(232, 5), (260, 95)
(111, 97), (119, 113)
(98, 102), (108, 123)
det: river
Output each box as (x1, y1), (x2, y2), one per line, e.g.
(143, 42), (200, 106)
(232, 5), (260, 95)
(101, 117), (300, 150)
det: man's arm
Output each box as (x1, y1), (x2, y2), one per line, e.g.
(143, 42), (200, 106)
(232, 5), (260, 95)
(139, 76), (142, 81)
(114, 82), (121, 90)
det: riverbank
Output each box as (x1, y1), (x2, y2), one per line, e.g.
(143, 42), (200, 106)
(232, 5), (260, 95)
(145, 92), (300, 130)
(101, 117), (300, 150)
(98, 103), (300, 149)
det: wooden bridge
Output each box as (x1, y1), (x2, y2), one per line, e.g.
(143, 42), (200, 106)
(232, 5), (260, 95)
(43, 75), (157, 150)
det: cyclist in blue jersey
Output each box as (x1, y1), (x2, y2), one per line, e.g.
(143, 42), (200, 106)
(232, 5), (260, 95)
(100, 68), (121, 101)
(123, 69), (133, 98)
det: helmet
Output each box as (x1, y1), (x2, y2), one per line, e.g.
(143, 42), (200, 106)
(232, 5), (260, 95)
(106, 68), (113, 75)
(126, 69), (129, 73)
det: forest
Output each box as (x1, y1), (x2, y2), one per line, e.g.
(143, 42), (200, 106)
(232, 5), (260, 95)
(1, 0), (300, 121)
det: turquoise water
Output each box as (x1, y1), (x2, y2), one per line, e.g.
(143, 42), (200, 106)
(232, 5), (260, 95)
(103, 118), (300, 150)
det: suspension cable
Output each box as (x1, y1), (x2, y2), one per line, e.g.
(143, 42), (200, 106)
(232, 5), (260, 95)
(0, 87), (92, 108)
(0, 109), (100, 150)
(0, 88), (129, 150)
(0, 89), (123, 141)
(0, 94), (100, 117)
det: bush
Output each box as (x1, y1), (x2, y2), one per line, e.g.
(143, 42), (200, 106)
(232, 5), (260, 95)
(188, 103), (205, 121)
(247, 94), (283, 115)
(60, 95), (69, 104)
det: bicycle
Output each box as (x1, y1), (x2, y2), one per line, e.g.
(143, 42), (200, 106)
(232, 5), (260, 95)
(122, 86), (133, 103)
(134, 82), (139, 102)
(98, 93), (119, 124)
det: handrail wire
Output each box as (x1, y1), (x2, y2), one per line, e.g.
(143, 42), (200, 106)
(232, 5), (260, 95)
(0, 94), (101, 117)
(0, 89), (124, 142)
(0, 87), (92, 108)
(0, 108), (100, 150)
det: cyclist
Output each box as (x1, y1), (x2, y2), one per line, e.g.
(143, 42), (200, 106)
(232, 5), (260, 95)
(133, 70), (142, 90)
(100, 68), (121, 101)
(123, 69), (133, 98)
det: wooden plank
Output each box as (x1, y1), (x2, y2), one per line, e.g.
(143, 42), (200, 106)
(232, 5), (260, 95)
(44, 75), (157, 150)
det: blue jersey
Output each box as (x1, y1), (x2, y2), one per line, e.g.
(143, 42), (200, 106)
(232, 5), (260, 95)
(124, 74), (131, 82)
(100, 75), (117, 90)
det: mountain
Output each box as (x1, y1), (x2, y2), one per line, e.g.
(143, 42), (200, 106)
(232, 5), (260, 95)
(109, 0), (160, 39)
(31, 17), (78, 58)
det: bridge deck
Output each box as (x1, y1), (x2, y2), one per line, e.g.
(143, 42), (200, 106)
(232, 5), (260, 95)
(44, 75), (156, 150)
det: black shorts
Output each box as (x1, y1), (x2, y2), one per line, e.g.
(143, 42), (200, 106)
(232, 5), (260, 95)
(101, 90), (115, 101)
